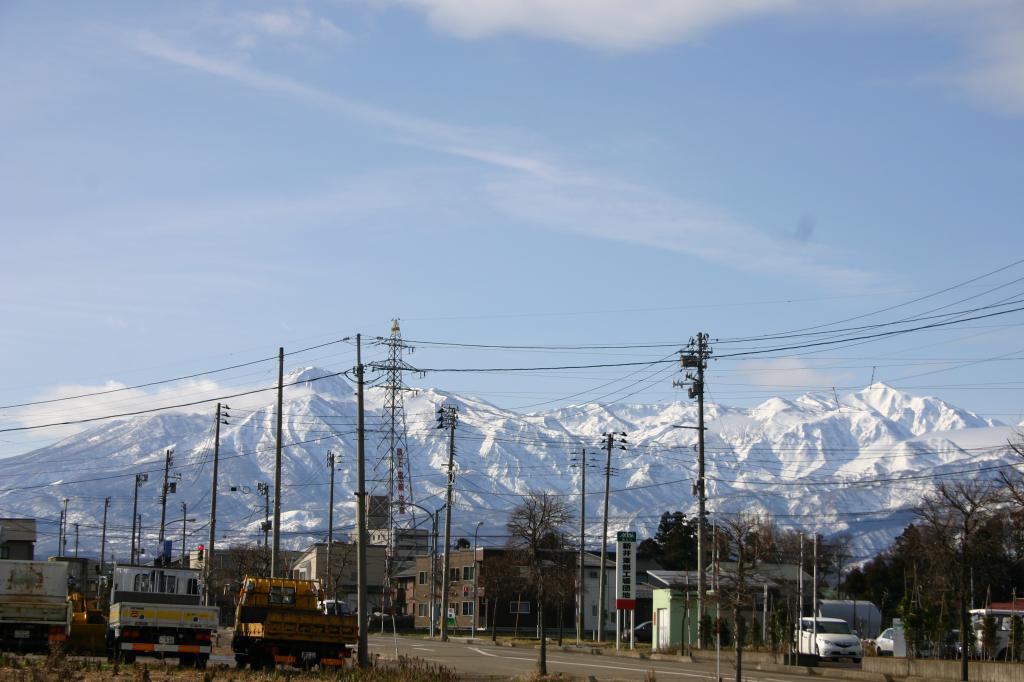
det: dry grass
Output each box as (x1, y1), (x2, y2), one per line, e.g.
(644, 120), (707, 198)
(0, 653), (459, 682)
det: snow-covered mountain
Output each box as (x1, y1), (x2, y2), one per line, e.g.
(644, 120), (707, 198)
(2, 370), (1015, 565)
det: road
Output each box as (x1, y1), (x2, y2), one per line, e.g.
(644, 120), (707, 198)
(368, 635), (863, 681)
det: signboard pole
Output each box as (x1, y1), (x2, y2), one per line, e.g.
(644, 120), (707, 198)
(616, 609), (621, 650)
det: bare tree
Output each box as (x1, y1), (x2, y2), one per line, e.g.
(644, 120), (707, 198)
(916, 481), (1000, 682)
(718, 513), (772, 682)
(479, 553), (523, 642)
(506, 491), (574, 676)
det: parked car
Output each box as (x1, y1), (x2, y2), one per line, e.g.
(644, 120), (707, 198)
(874, 628), (894, 656)
(621, 621), (652, 643)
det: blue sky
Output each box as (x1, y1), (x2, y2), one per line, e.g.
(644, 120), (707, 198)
(1, 1), (1023, 457)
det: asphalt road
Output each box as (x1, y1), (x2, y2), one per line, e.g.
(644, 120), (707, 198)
(368, 635), (863, 681)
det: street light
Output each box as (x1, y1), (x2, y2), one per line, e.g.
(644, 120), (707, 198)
(472, 520), (483, 639)
(393, 500), (447, 638)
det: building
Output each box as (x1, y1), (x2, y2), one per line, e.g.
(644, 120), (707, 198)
(410, 547), (616, 636)
(0, 518), (36, 560)
(291, 541), (389, 611)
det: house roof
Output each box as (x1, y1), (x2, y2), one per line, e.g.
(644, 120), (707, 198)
(647, 568), (780, 590)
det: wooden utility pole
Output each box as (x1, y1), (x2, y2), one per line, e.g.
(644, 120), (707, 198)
(207, 402), (226, 605)
(438, 404), (458, 642)
(327, 450), (336, 599)
(355, 334), (369, 668)
(272, 347), (284, 578)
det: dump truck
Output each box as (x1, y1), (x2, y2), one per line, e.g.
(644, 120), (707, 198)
(107, 565), (218, 667)
(232, 576), (357, 670)
(0, 559), (71, 652)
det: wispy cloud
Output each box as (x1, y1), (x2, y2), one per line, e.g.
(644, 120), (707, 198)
(121, 30), (871, 286)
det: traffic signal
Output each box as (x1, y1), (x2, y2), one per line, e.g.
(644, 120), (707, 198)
(197, 544), (205, 561)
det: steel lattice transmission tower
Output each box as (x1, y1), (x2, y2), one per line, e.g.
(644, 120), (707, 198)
(369, 320), (421, 607)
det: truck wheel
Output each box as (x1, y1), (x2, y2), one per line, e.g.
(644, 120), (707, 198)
(235, 655), (248, 669)
(196, 654), (209, 670)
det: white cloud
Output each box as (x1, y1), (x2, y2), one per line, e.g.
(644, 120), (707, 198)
(384, 0), (798, 50)
(738, 358), (855, 391)
(380, 0), (1024, 115)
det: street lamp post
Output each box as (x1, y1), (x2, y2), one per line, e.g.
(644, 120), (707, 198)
(473, 521), (483, 639)
(394, 501), (447, 638)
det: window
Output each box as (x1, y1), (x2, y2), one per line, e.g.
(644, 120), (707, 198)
(187, 578), (199, 595)
(462, 566), (475, 580)
(510, 601), (530, 614)
(588, 570), (598, 579)
(417, 603), (428, 617)
(462, 601), (474, 616)
(0, 547), (8, 559)
(418, 571), (427, 585)
(159, 574), (177, 594)
(269, 585), (296, 605)
(450, 568), (460, 582)
(133, 573), (151, 592)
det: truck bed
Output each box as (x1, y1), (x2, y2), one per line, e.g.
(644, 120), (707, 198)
(110, 602), (218, 630)
(236, 610), (357, 644)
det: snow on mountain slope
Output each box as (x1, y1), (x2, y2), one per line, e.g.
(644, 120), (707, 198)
(0, 372), (1017, 565)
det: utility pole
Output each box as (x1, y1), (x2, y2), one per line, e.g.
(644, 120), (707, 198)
(180, 502), (187, 564)
(327, 450), (336, 599)
(157, 448), (175, 564)
(207, 402), (227, 605)
(597, 431), (626, 642)
(99, 496), (109, 596)
(355, 334), (369, 668)
(131, 473), (147, 564)
(74, 524), (79, 558)
(430, 504), (445, 638)
(675, 332), (711, 648)
(272, 347), (284, 578)
(571, 448), (591, 643)
(60, 498), (69, 557)
(812, 534), (818, 650)
(437, 403), (459, 642)
(257, 482), (271, 547)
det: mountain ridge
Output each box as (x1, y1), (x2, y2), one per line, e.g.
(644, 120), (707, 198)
(1, 371), (1015, 564)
